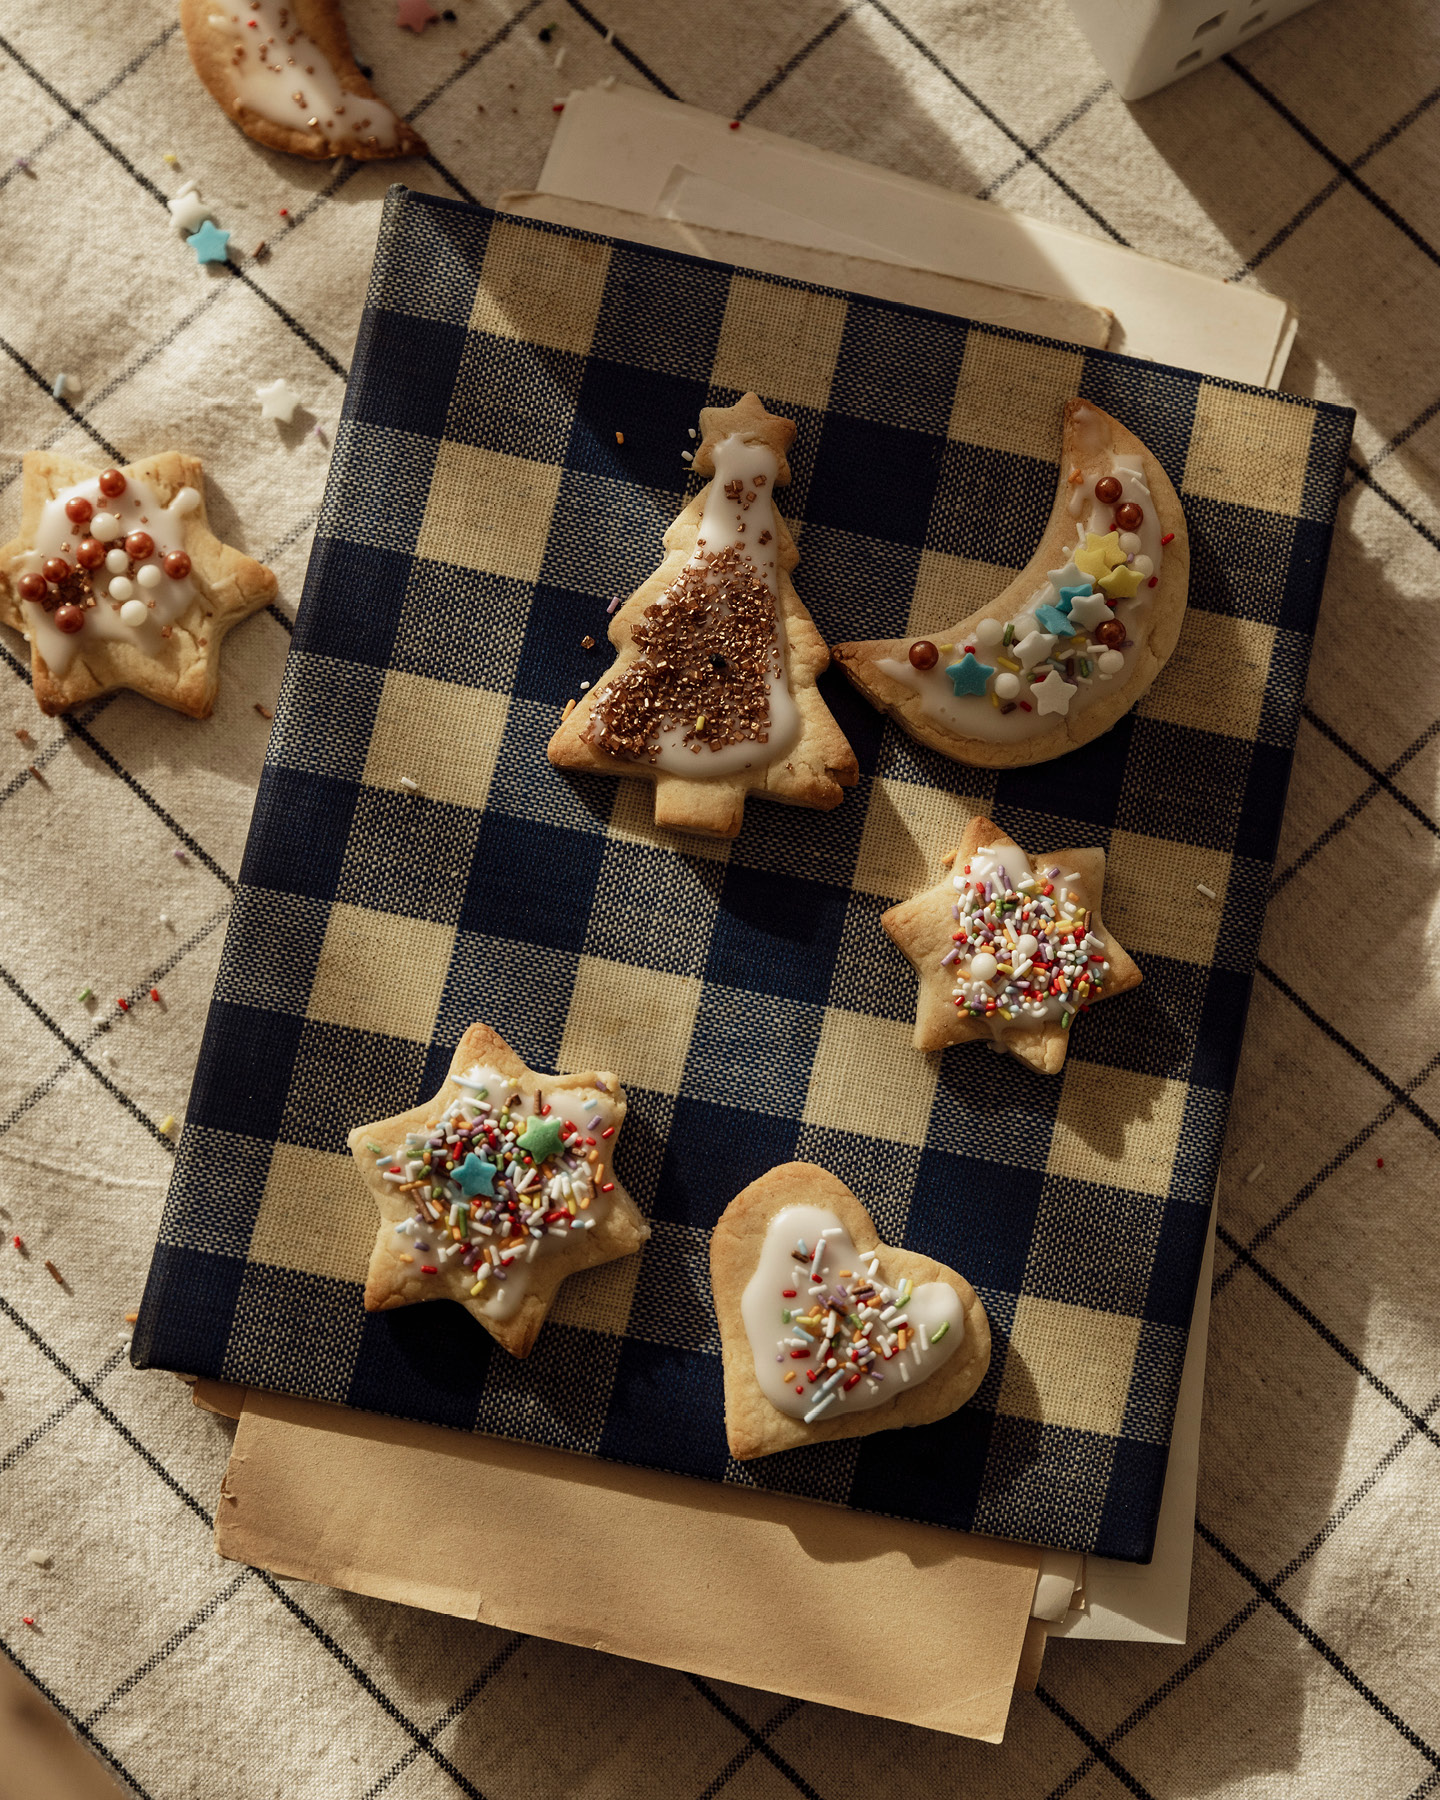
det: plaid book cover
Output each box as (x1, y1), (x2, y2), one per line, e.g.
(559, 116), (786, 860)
(133, 186), (1353, 1562)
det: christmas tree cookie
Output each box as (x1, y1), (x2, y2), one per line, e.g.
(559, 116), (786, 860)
(883, 816), (1141, 1075)
(0, 451), (277, 718)
(348, 1024), (648, 1358)
(711, 1162), (990, 1460)
(833, 399), (1188, 767)
(548, 393), (858, 839)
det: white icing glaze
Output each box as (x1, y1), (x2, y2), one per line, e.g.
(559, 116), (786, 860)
(878, 426), (1166, 743)
(949, 845), (1109, 1040)
(740, 1204), (963, 1423)
(380, 1065), (622, 1324)
(647, 434), (799, 777)
(209, 1), (400, 150)
(10, 478), (200, 676)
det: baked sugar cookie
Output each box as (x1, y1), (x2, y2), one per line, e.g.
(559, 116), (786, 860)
(348, 1024), (649, 1358)
(833, 399), (1188, 767)
(180, 0), (426, 161)
(0, 451), (277, 718)
(883, 815), (1140, 1075)
(712, 1163), (989, 1461)
(547, 393), (858, 839)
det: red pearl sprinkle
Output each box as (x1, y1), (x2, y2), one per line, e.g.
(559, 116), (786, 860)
(65, 496), (94, 525)
(75, 537), (105, 569)
(98, 469), (127, 498)
(162, 551), (191, 580)
(1114, 501), (1144, 531)
(17, 572), (48, 602)
(42, 558), (71, 584)
(908, 639), (939, 671)
(124, 531), (155, 561)
(1094, 475), (1123, 504)
(54, 603), (85, 634)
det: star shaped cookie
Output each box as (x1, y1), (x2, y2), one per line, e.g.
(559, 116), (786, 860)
(0, 451), (277, 718)
(547, 392), (858, 838)
(348, 1024), (650, 1358)
(881, 815), (1141, 1075)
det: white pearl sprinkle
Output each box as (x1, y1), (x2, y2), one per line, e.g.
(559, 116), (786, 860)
(136, 562), (163, 589)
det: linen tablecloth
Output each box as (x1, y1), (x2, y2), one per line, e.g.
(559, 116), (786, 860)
(2, 0), (1437, 1793)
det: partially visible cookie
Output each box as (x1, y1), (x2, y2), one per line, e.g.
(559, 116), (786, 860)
(348, 1023), (649, 1359)
(547, 392), (858, 839)
(882, 815), (1141, 1074)
(711, 1162), (989, 1461)
(180, 0), (426, 162)
(833, 398), (1189, 767)
(0, 451), (276, 718)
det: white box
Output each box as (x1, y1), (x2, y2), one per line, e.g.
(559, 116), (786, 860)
(1065, 0), (1321, 100)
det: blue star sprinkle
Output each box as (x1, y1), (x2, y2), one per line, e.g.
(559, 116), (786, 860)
(186, 219), (231, 264)
(946, 652), (995, 698)
(1035, 602), (1076, 638)
(1058, 583), (1093, 611)
(453, 1152), (497, 1197)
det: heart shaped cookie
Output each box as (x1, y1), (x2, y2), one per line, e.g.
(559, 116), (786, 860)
(832, 398), (1189, 767)
(711, 1163), (989, 1461)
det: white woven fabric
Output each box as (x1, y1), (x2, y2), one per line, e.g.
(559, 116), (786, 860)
(2, 0), (1437, 1793)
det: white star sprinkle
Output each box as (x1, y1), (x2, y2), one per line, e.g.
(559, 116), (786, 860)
(1046, 560), (1085, 595)
(256, 378), (302, 423)
(1014, 630), (1058, 671)
(167, 183), (212, 234)
(1031, 669), (1078, 716)
(1066, 590), (1115, 631)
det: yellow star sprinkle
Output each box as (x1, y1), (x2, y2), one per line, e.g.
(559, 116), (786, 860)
(1073, 531), (1127, 581)
(1099, 561), (1144, 600)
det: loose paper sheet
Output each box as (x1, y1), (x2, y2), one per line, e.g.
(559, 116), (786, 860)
(218, 1389), (1040, 1742)
(539, 85), (1296, 385)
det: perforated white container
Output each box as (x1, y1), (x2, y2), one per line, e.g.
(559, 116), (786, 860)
(1064, 0), (1321, 100)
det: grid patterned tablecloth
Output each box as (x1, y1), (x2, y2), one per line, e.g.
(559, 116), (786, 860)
(3, 0), (1439, 1793)
(131, 189), (1351, 1564)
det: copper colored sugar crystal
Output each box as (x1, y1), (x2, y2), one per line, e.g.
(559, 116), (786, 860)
(586, 545), (782, 762)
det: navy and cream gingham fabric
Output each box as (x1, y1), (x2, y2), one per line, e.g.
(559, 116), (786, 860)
(133, 186), (1353, 1562)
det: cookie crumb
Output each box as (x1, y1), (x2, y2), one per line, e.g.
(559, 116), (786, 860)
(615, 431), (624, 445)
(581, 635), (595, 649)
(25, 1551), (51, 1568)
(561, 698), (577, 720)
(254, 703), (274, 719)
(159, 1115), (177, 1136)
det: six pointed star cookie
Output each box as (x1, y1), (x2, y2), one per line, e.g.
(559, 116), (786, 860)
(347, 1023), (650, 1358)
(0, 451), (277, 718)
(881, 815), (1141, 1075)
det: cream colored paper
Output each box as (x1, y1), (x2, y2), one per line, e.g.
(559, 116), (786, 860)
(217, 1389), (1040, 1742)
(496, 193), (1114, 348)
(538, 85), (1296, 385)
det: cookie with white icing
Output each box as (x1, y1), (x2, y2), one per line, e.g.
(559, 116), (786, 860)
(0, 451), (277, 718)
(711, 1163), (989, 1461)
(883, 815), (1141, 1075)
(833, 399), (1189, 767)
(348, 1024), (649, 1359)
(547, 393), (859, 839)
(180, 0), (426, 162)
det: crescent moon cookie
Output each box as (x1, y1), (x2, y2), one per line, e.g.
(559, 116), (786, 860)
(832, 398), (1189, 767)
(180, 0), (427, 162)
(711, 1163), (990, 1461)
(0, 452), (277, 718)
(347, 1024), (649, 1359)
(882, 815), (1141, 1075)
(547, 393), (859, 839)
